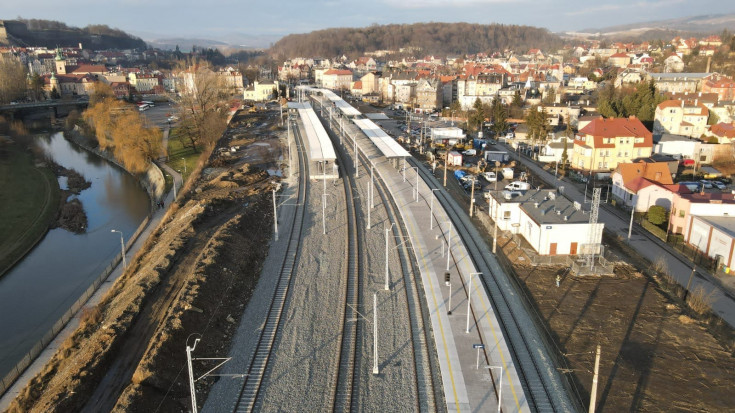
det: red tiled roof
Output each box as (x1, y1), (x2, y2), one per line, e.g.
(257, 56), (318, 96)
(578, 117), (652, 147)
(616, 161), (674, 190)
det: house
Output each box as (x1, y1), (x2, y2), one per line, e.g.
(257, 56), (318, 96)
(487, 189), (604, 255)
(685, 215), (735, 270)
(538, 136), (574, 163)
(415, 78), (442, 113)
(670, 192), (735, 237)
(571, 116), (653, 172)
(611, 161), (676, 211)
(653, 99), (709, 138)
(359, 72), (381, 95)
(321, 69), (353, 90)
(702, 75), (735, 102)
(654, 133), (702, 159)
(649, 72), (713, 94)
(706, 122), (735, 144)
(664, 54), (685, 73)
(243, 80), (279, 101)
(609, 52), (631, 68)
(128, 73), (160, 93)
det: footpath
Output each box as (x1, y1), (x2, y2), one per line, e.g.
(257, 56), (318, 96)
(0, 159), (182, 412)
(501, 143), (735, 329)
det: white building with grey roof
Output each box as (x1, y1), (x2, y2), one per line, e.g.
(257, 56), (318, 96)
(488, 189), (604, 255)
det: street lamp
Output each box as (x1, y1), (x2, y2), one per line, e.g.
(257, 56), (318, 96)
(181, 157), (186, 175)
(466, 272), (482, 333)
(111, 229), (126, 269)
(488, 365), (503, 413)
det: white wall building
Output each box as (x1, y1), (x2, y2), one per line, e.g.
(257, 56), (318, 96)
(488, 189), (604, 255)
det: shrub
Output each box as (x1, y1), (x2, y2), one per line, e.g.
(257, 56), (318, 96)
(647, 205), (668, 226)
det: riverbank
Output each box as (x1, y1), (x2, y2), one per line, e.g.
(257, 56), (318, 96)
(64, 128), (165, 206)
(0, 141), (60, 278)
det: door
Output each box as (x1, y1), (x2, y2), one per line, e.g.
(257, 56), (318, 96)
(549, 243), (557, 256)
(570, 242), (578, 255)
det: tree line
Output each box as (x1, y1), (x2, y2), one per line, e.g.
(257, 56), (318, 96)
(270, 22), (564, 59)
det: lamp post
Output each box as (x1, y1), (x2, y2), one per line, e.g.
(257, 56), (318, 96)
(469, 177), (477, 217)
(181, 157), (186, 175)
(111, 229), (126, 269)
(627, 194), (637, 240)
(488, 365), (503, 413)
(412, 167), (419, 202)
(466, 272), (482, 333)
(273, 189), (279, 241)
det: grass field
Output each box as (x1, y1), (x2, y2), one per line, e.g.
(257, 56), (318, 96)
(166, 129), (202, 184)
(0, 144), (60, 277)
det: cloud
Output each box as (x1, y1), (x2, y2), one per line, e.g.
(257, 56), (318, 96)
(381, 0), (518, 9)
(565, 0), (685, 17)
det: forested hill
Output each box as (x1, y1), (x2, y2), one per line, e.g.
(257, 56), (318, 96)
(0, 19), (147, 50)
(270, 22), (564, 58)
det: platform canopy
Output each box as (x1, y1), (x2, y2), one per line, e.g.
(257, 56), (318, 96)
(353, 118), (410, 158)
(318, 89), (362, 117)
(298, 105), (336, 161)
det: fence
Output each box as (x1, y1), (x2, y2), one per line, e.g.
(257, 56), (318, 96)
(570, 255), (615, 276)
(0, 215), (150, 396)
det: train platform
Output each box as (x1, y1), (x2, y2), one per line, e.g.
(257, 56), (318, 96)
(313, 98), (531, 412)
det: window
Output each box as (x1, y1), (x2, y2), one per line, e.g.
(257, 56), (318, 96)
(503, 211), (511, 220)
(679, 210), (685, 217)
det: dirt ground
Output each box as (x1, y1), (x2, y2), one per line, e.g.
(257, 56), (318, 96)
(7, 110), (283, 413)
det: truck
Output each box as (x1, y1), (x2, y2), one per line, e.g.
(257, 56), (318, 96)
(501, 167), (514, 180)
(462, 149), (477, 156)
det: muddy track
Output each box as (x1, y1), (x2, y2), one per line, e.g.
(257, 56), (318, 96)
(80, 203), (242, 412)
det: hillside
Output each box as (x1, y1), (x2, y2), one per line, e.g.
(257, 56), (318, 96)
(577, 13), (735, 38)
(0, 19), (146, 50)
(270, 22), (563, 59)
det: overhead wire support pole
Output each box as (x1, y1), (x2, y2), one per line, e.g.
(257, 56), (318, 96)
(430, 189), (440, 229)
(446, 221), (453, 271)
(385, 223), (395, 291)
(373, 292), (379, 375)
(272, 189), (278, 241)
(466, 272), (482, 333)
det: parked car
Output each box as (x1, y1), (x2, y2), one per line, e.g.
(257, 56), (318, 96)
(679, 181), (701, 192)
(462, 149), (477, 156)
(713, 181), (726, 190)
(680, 159), (695, 167)
(700, 179), (713, 189)
(483, 171), (497, 182)
(504, 181), (531, 191)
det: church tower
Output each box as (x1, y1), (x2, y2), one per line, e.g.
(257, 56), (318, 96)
(54, 47), (66, 75)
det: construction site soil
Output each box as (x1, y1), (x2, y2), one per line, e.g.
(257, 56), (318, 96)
(9, 107), (735, 412)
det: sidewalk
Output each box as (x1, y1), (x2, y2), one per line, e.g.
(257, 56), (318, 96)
(0, 165), (182, 411)
(501, 143), (735, 329)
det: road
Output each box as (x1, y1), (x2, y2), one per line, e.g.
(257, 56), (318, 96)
(498, 142), (735, 328)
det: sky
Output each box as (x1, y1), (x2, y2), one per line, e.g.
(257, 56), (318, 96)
(2, 0), (733, 46)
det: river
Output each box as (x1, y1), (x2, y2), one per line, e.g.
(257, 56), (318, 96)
(0, 132), (150, 381)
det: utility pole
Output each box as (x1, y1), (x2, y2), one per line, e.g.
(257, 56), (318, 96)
(273, 189), (278, 241)
(186, 337), (201, 413)
(446, 222), (453, 271)
(466, 273), (481, 333)
(443, 150), (448, 187)
(589, 344), (601, 413)
(430, 189), (439, 229)
(469, 177), (476, 217)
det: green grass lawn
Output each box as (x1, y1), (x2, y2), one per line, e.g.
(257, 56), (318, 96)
(166, 129), (202, 184)
(0, 144), (60, 276)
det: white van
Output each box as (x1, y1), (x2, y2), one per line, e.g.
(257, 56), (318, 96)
(504, 181), (530, 191)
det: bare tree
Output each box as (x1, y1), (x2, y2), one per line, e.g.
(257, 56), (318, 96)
(174, 61), (229, 152)
(0, 57), (28, 104)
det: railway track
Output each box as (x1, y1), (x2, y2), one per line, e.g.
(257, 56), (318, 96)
(233, 117), (309, 412)
(328, 113), (362, 413)
(326, 110), (440, 412)
(408, 157), (576, 412)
